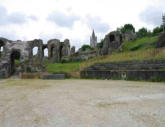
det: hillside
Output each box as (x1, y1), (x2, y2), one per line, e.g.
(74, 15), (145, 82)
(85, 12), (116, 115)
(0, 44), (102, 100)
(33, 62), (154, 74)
(46, 35), (165, 74)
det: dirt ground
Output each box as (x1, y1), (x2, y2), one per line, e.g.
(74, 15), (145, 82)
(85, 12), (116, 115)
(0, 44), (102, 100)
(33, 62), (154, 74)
(0, 79), (165, 127)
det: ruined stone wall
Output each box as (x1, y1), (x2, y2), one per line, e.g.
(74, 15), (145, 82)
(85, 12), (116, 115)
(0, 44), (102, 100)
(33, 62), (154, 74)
(0, 37), (72, 78)
(101, 30), (136, 55)
(47, 39), (71, 63)
(102, 31), (122, 55)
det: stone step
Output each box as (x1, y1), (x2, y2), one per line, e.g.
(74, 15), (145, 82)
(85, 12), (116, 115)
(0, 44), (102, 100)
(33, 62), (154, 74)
(88, 61), (165, 71)
(42, 74), (65, 80)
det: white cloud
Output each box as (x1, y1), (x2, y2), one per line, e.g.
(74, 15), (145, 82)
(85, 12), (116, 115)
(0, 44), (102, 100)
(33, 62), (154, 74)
(86, 15), (110, 34)
(0, 5), (37, 26)
(47, 11), (79, 28)
(140, 6), (165, 27)
(0, 0), (164, 48)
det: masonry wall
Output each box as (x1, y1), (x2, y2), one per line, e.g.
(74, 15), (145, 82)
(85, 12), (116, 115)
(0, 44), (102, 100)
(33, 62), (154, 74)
(80, 60), (165, 81)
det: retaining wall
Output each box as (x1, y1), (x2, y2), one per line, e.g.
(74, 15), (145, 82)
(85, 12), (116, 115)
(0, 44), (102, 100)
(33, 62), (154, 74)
(80, 60), (165, 81)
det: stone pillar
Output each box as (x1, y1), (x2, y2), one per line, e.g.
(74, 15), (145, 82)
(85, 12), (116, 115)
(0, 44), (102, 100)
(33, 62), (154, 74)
(71, 46), (75, 55)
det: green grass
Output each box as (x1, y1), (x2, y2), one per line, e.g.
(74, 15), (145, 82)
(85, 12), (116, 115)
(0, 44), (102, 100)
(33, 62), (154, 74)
(80, 47), (165, 70)
(46, 47), (165, 73)
(122, 36), (158, 51)
(46, 62), (80, 73)
(15, 60), (20, 67)
(46, 36), (165, 73)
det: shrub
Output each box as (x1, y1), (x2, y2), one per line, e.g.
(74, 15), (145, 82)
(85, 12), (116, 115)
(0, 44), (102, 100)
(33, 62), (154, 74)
(117, 24), (135, 33)
(80, 45), (94, 51)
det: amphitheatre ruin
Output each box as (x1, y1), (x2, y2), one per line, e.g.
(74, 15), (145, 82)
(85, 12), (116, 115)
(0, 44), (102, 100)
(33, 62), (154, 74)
(0, 29), (165, 81)
(0, 3), (165, 126)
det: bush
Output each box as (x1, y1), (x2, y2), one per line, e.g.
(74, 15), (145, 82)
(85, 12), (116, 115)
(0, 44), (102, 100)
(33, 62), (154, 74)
(80, 45), (94, 51)
(136, 27), (149, 38)
(151, 77), (164, 82)
(152, 25), (164, 36)
(117, 24), (135, 33)
(97, 39), (104, 48)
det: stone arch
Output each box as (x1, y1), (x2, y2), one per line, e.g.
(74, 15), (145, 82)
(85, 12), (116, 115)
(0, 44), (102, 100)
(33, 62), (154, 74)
(50, 44), (55, 58)
(29, 39), (43, 61)
(59, 45), (63, 60)
(10, 49), (21, 75)
(32, 46), (39, 56)
(42, 44), (48, 57)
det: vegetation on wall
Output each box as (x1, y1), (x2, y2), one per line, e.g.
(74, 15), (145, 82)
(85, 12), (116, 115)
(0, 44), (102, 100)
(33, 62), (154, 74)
(117, 24), (135, 33)
(46, 35), (164, 73)
(97, 39), (104, 48)
(80, 44), (94, 51)
(136, 27), (152, 38)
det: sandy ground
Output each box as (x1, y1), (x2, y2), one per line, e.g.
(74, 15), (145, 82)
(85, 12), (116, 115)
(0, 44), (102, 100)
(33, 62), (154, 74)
(0, 79), (165, 127)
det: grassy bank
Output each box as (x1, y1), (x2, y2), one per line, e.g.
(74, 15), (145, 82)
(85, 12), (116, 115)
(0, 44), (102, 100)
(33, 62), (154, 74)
(122, 36), (158, 51)
(46, 36), (165, 73)
(80, 47), (165, 70)
(46, 62), (81, 73)
(46, 47), (165, 73)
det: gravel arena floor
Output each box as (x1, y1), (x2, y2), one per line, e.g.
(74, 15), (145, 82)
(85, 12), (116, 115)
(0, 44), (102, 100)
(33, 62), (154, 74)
(0, 79), (165, 127)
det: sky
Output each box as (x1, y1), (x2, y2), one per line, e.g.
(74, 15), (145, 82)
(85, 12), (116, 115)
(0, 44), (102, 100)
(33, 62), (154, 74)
(0, 0), (165, 49)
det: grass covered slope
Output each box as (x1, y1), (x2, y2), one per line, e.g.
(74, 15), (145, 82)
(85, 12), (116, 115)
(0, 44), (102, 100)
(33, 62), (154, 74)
(46, 35), (165, 73)
(80, 35), (164, 69)
(80, 47), (165, 70)
(122, 36), (158, 51)
(46, 62), (80, 73)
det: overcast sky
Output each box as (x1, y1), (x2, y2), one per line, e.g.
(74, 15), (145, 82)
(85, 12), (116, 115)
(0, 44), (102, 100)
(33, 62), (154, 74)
(0, 0), (165, 49)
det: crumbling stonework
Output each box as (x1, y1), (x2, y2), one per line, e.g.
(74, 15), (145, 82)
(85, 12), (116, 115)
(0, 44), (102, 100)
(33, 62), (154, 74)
(48, 39), (61, 63)
(47, 39), (71, 63)
(71, 46), (75, 55)
(101, 30), (136, 55)
(122, 30), (136, 41)
(102, 31), (122, 55)
(0, 37), (72, 78)
(62, 39), (71, 57)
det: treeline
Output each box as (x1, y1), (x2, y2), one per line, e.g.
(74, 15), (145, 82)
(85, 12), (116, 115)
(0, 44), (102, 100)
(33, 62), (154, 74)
(117, 24), (165, 38)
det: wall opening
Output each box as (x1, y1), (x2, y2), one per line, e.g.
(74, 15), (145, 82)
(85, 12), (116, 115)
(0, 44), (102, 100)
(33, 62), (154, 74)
(44, 48), (48, 57)
(59, 45), (63, 61)
(0, 40), (4, 57)
(120, 35), (122, 43)
(10, 50), (21, 75)
(110, 35), (115, 42)
(32, 47), (38, 57)
(0, 47), (4, 52)
(50, 46), (54, 58)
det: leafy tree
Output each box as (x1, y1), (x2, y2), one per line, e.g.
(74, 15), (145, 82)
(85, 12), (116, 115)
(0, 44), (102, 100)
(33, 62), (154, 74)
(97, 39), (104, 48)
(119, 24), (135, 33)
(153, 26), (162, 35)
(136, 27), (148, 38)
(80, 45), (93, 51)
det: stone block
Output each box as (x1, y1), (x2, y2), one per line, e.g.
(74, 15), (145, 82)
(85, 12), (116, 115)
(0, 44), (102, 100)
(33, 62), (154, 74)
(42, 74), (65, 80)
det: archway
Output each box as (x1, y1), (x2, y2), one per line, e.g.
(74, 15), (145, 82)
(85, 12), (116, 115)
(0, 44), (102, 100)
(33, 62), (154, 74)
(32, 47), (38, 57)
(59, 45), (63, 62)
(44, 48), (48, 57)
(50, 46), (54, 58)
(0, 40), (5, 57)
(10, 50), (21, 75)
